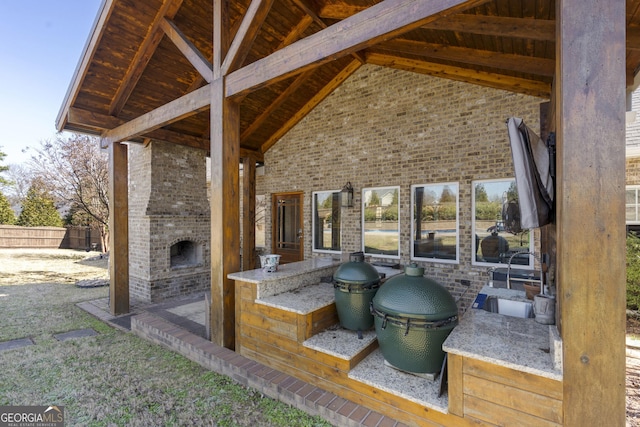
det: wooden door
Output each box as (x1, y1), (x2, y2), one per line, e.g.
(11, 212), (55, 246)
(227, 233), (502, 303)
(272, 192), (304, 263)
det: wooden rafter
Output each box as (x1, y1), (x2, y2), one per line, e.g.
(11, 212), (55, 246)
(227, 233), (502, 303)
(108, 0), (184, 116)
(221, 0), (275, 75)
(261, 59), (362, 152)
(278, 15), (314, 48)
(374, 39), (555, 77)
(226, 0), (491, 98)
(240, 69), (315, 141)
(366, 52), (550, 98)
(160, 18), (214, 82)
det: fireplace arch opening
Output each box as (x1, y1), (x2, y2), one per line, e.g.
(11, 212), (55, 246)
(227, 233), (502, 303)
(170, 240), (202, 268)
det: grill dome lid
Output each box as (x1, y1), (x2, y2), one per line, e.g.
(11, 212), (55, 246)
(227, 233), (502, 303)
(372, 264), (457, 321)
(333, 252), (380, 288)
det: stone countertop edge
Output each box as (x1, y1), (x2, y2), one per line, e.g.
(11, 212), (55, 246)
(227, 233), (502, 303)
(443, 285), (562, 381)
(227, 257), (341, 298)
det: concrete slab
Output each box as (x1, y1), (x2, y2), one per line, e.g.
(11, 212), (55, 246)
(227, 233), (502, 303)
(53, 328), (98, 342)
(167, 301), (206, 325)
(0, 337), (34, 352)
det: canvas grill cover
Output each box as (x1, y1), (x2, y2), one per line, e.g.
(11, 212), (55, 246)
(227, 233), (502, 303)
(506, 117), (554, 229)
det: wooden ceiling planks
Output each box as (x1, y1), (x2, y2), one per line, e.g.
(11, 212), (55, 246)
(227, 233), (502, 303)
(57, 0), (640, 155)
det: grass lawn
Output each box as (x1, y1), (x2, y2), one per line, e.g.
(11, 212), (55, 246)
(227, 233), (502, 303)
(0, 249), (330, 426)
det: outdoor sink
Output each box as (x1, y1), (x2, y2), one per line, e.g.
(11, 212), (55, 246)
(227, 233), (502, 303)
(482, 296), (533, 319)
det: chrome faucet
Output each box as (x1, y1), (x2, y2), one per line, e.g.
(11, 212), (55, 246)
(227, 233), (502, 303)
(506, 251), (544, 294)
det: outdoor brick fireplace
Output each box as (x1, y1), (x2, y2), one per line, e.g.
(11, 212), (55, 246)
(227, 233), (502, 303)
(128, 140), (210, 302)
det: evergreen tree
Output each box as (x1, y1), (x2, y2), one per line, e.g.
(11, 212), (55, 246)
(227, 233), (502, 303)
(0, 147), (10, 186)
(475, 183), (489, 202)
(16, 184), (63, 227)
(0, 191), (15, 224)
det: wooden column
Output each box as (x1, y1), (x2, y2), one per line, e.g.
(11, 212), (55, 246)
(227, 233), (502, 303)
(108, 141), (129, 315)
(242, 156), (256, 270)
(556, 1), (626, 425)
(210, 0), (239, 349)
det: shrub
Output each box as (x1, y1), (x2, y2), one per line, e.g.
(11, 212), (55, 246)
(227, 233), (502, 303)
(16, 186), (63, 227)
(0, 191), (15, 224)
(627, 232), (640, 311)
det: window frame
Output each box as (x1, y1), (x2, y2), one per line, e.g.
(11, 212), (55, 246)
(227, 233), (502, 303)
(361, 186), (401, 259)
(410, 182), (460, 264)
(627, 185), (640, 224)
(471, 178), (534, 269)
(311, 190), (342, 254)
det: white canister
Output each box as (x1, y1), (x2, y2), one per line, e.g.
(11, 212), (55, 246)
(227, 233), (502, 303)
(259, 254), (281, 272)
(533, 294), (556, 325)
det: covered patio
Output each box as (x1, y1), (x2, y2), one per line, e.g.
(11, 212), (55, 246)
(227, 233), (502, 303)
(57, 0), (633, 425)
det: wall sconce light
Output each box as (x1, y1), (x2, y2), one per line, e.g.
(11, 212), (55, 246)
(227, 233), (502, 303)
(341, 182), (354, 207)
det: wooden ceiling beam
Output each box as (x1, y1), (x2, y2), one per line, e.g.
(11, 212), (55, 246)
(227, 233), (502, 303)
(375, 39), (555, 77)
(261, 59), (362, 152)
(318, 5), (556, 42)
(101, 83), (211, 146)
(69, 106), (263, 161)
(421, 14), (555, 41)
(69, 107), (206, 149)
(628, 27), (640, 51)
(222, 0), (275, 75)
(108, 0), (184, 116)
(226, 0), (490, 98)
(366, 52), (551, 98)
(289, 0), (365, 63)
(160, 18), (214, 82)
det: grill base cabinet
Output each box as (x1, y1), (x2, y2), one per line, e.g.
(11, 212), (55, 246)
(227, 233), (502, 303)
(371, 264), (458, 374)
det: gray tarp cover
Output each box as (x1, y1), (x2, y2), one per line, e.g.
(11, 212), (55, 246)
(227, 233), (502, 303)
(507, 117), (554, 229)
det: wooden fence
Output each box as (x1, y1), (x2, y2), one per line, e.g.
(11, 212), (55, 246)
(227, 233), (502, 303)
(0, 225), (102, 251)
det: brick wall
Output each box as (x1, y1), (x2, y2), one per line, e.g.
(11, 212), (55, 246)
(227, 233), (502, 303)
(257, 65), (544, 311)
(628, 157), (640, 185)
(628, 90), (640, 148)
(129, 141), (210, 302)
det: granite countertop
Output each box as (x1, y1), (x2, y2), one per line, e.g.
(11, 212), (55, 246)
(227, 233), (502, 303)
(443, 286), (562, 381)
(228, 257), (339, 284)
(228, 257), (340, 298)
(228, 257), (405, 299)
(256, 281), (335, 314)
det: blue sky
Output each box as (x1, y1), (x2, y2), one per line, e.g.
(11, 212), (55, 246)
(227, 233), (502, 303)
(0, 0), (102, 165)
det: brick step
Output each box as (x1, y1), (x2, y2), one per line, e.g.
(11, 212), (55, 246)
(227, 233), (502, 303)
(130, 311), (401, 426)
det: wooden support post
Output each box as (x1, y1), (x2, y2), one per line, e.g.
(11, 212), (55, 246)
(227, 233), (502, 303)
(108, 141), (129, 315)
(210, 77), (240, 349)
(242, 156), (256, 270)
(556, 1), (626, 425)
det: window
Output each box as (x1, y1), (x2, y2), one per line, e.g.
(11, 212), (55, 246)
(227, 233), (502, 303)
(255, 195), (266, 247)
(312, 190), (341, 253)
(472, 179), (533, 267)
(362, 186), (400, 258)
(411, 183), (459, 263)
(627, 186), (640, 224)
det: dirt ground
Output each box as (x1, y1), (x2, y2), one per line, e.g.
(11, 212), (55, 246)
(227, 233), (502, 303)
(628, 317), (640, 426)
(1, 248), (639, 425)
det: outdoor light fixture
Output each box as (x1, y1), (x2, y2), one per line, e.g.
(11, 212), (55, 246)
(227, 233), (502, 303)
(341, 182), (354, 207)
